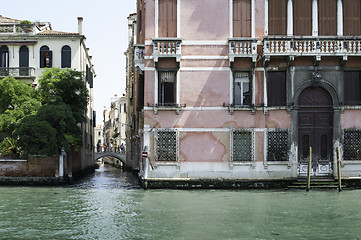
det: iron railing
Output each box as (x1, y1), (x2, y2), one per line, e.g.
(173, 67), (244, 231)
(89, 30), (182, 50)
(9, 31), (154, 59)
(0, 67), (35, 78)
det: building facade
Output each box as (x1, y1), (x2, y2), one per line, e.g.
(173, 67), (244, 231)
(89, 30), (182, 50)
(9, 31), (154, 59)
(132, 0), (361, 188)
(0, 15), (96, 177)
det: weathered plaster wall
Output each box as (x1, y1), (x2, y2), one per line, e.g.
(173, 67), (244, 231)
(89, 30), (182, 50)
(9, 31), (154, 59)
(181, 0), (229, 40)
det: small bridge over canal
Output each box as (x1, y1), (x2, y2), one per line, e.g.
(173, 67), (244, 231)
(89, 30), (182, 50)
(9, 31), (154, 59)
(94, 152), (126, 166)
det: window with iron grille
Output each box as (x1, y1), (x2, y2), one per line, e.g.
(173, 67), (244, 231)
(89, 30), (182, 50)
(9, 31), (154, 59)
(232, 130), (253, 161)
(267, 129), (289, 161)
(343, 129), (361, 160)
(156, 130), (177, 161)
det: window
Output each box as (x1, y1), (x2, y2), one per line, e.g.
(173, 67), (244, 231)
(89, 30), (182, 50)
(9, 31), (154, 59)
(233, 0), (251, 37)
(233, 130), (253, 161)
(40, 46), (52, 68)
(234, 71), (251, 106)
(318, 0), (337, 36)
(344, 71), (361, 105)
(267, 71), (286, 106)
(61, 45), (71, 68)
(0, 45), (9, 67)
(344, 0), (361, 35)
(124, 103), (126, 113)
(158, 71), (176, 106)
(268, 0), (287, 35)
(293, 0), (312, 35)
(267, 129), (289, 161)
(158, 0), (177, 37)
(343, 129), (361, 160)
(156, 130), (177, 161)
(19, 46), (29, 76)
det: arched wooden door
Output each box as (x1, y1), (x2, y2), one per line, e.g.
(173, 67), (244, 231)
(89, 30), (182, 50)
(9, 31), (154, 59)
(298, 87), (333, 176)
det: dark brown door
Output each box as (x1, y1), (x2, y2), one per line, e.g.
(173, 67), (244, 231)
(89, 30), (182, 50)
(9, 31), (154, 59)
(298, 87), (333, 176)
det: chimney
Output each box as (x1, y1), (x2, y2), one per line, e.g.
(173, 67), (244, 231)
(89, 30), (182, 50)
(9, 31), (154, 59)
(78, 17), (83, 35)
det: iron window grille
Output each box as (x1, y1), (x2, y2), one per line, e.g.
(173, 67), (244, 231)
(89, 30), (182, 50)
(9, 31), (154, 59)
(232, 130), (254, 161)
(267, 129), (289, 161)
(156, 129), (178, 161)
(343, 129), (361, 160)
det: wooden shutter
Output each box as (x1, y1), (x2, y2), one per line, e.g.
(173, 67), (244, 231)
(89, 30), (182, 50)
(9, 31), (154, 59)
(268, 0), (287, 35)
(293, 0), (312, 35)
(233, 0), (251, 37)
(318, 0), (337, 36)
(344, 0), (361, 35)
(159, 0), (177, 37)
(344, 71), (361, 105)
(267, 71), (286, 106)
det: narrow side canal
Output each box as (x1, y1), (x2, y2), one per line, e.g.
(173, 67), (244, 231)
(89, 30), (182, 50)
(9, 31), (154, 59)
(1, 164), (361, 240)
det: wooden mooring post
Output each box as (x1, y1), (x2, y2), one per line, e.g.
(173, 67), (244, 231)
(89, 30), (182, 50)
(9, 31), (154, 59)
(337, 147), (342, 192)
(307, 147), (312, 191)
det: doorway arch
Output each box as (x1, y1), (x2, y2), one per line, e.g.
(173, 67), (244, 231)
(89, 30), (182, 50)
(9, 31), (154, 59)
(298, 87), (333, 176)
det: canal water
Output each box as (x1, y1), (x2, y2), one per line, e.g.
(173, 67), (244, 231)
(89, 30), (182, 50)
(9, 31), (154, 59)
(1, 165), (361, 240)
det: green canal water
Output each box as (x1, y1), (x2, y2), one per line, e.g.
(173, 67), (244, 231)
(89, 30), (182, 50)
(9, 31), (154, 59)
(1, 165), (361, 240)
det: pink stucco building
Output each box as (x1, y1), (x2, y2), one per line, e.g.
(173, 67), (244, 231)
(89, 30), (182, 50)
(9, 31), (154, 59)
(131, 0), (361, 188)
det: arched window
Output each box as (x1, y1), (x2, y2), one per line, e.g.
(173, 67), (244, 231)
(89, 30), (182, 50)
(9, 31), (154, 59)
(0, 46), (9, 76)
(40, 45), (52, 68)
(61, 45), (71, 68)
(19, 46), (29, 76)
(0, 45), (9, 68)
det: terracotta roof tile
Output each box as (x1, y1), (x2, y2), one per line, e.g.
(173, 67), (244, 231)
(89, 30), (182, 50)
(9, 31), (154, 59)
(37, 30), (79, 36)
(0, 15), (21, 23)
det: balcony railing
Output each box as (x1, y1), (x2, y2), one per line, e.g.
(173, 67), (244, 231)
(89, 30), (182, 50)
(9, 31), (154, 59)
(263, 36), (361, 60)
(152, 38), (182, 63)
(0, 23), (35, 35)
(228, 38), (258, 63)
(0, 67), (35, 78)
(134, 44), (145, 71)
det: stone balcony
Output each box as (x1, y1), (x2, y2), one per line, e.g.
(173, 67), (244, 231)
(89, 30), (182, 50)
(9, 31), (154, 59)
(0, 67), (35, 78)
(228, 38), (258, 66)
(152, 38), (182, 65)
(134, 44), (145, 71)
(263, 36), (361, 64)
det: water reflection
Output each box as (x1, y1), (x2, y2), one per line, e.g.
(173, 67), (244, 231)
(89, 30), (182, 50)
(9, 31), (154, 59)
(1, 165), (361, 239)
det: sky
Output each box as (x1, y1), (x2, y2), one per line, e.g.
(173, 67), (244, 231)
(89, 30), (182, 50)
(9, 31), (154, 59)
(1, 0), (136, 124)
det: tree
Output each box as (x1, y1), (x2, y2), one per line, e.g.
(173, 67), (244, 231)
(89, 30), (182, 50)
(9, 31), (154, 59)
(14, 115), (57, 156)
(0, 76), (41, 132)
(37, 68), (89, 123)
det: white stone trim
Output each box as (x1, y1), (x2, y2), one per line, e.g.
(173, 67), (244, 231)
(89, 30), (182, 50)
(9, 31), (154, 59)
(252, 70), (256, 105)
(287, 0), (293, 35)
(337, 0), (343, 36)
(176, 69), (180, 104)
(177, 0), (180, 38)
(181, 56), (229, 60)
(230, 70), (233, 105)
(155, 0), (159, 38)
(144, 67), (156, 71)
(154, 70), (158, 104)
(230, 0), (233, 38)
(182, 41), (228, 45)
(312, 0), (318, 36)
(264, 70), (268, 107)
(149, 127), (277, 133)
(180, 67), (230, 71)
(251, 0), (255, 38)
(265, 0), (268, 35)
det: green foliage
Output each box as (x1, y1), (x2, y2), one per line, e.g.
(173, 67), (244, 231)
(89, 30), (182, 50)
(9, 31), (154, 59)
(0, 77), (41, 132)
(0, 137), (18, 156)
(38, 68), (89, 123)
(19, 20), (33, 33)
(14, 115), (57, 156)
